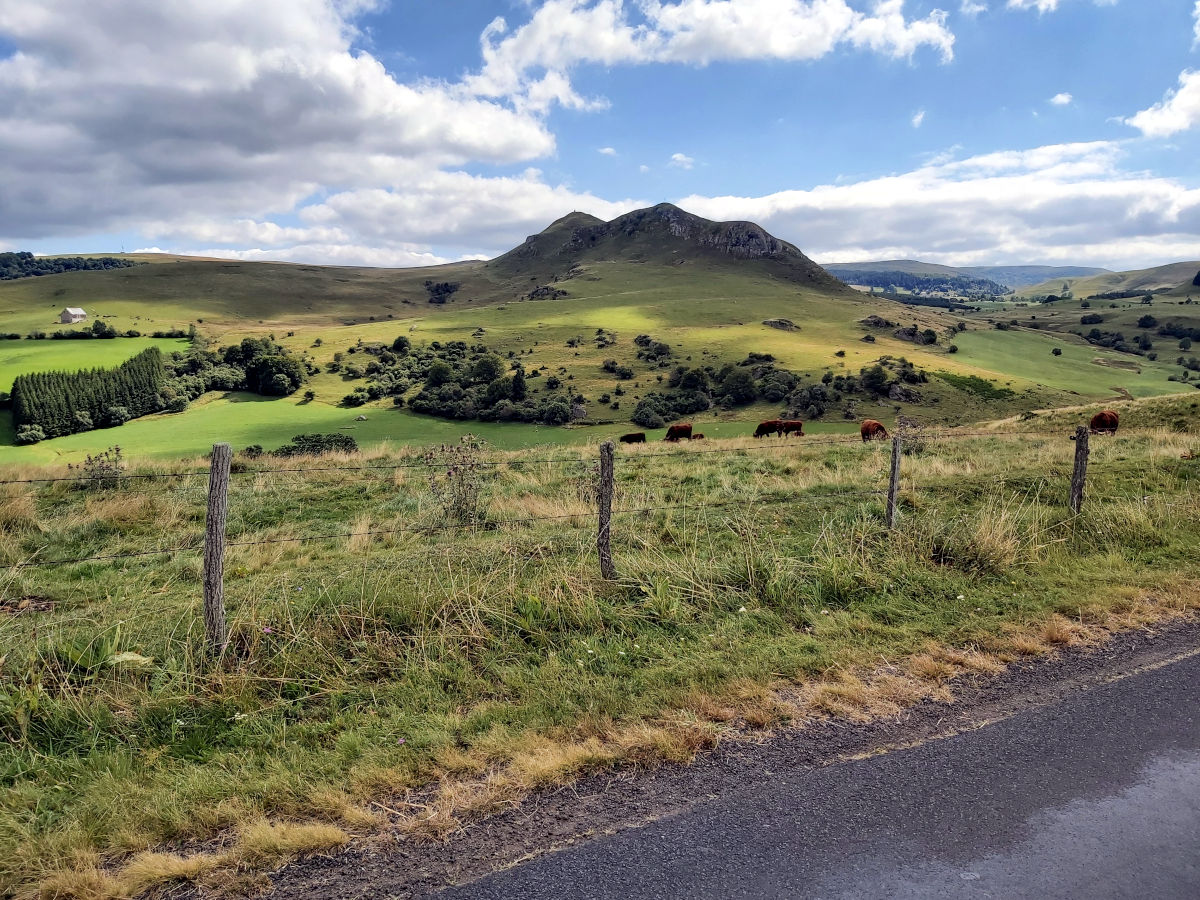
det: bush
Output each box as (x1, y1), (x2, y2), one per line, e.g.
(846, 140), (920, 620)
(1052, 347), (1063, 356)
(101, 405), (131, 427)
(947, 344), (959, 354)
(14, 424), (45, 444)
(273, 433), (359, 456)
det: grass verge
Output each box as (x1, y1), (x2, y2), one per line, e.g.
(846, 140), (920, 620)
(1, 424), (1199, 897)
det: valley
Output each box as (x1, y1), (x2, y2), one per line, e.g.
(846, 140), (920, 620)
(1, 206), (1197, 465)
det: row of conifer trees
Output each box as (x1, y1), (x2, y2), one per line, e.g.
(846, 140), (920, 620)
(11, 347), (166, 438)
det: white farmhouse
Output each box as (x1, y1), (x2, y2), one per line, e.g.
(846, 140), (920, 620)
(59, 307), (87, 324)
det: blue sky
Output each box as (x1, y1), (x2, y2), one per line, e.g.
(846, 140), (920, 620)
(2, 0), (1199, 269)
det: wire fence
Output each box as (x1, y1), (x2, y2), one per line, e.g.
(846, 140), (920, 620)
(4, 424), (1190, 579)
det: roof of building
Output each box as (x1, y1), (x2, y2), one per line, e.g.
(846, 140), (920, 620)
(62, 307), (86, 315)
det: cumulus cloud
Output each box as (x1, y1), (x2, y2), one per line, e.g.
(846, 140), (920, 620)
(468, 0), (955, 110)
(959, 1), (987, 15)
(1124, 70), (1200, 137)
(675, 141), (1200, 269)
(598, 146), (618, 155)
(1049, 92), (1073, 105)
(911, 109), (926, 127)
(669, 152), (695, 169)
(0, 0), (554, 242)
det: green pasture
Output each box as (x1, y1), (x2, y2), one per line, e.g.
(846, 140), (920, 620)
(0, 258), (1194, 463)
(0, 337), (189, 392)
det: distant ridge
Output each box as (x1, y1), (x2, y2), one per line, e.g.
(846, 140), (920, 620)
(825, 259), (1111, 289)
(487, 202), (849, 294)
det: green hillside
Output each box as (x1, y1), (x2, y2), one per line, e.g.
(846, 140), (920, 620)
(1021, 261), (1200, 299)
(0, 207), (1195, 464)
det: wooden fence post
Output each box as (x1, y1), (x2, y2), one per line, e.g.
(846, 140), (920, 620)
(203, 442), (231, 654)
(597, 441), (617, 579)
(1070, 426), (1090, 515)
(886, 430), (902, 530)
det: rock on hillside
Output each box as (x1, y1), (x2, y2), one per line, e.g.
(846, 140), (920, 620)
(487, 203), (849, 294)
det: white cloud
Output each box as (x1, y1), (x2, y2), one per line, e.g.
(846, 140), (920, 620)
(1124, 70), (1200, 137)
(1049, 92), (1073, 105)
(1194, 0), (1200, 45)
(676, 140), (1200, 269)
(598, 146), (618, 155)
(0, 0), (555, 242)
(669, 152), (695, 169)
(960, 1), (987, 15)
(911, 109), (926, 128)
(639, 164), (651, 173)
(468, 0), (955, 110)
(1008, 0), (1119, 10)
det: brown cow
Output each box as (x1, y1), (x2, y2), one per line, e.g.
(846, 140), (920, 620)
(781, 420), (805, 437)
(860, 419), (889, 442)
(754, 419), (784, 438)
(689, 432), (706, 440)
(664, 422), (693, 442)
(619, 432), (646, 444)
(1089, 410), (1119, 435)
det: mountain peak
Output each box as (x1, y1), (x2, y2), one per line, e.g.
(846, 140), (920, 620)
(490, 203), (849, 295)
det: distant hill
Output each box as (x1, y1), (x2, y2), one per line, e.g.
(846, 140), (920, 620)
(1021, 261), (1200, 298)
(958, 265), (1110, 289)
(824, 260), (1007, 296)
(826, 259), (1111, 290)
(488, 203), (848, 294)
(0, 204), (851, 331)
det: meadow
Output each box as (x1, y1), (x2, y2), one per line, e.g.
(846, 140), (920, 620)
(1, 395), (1199, 898)
(1, 258), (1193, 464)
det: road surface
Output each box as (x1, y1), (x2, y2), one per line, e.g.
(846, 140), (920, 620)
(443, 649), (1200, 899)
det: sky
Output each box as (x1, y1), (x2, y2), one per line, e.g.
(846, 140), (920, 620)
(2, 0), (1200, 270)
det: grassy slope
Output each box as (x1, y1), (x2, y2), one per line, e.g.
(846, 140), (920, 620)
(2, 399), (1199, 898)
(0, 337), (190, 392)
(0, 256), (1193, 463)
(1020, 261), (1200, 298)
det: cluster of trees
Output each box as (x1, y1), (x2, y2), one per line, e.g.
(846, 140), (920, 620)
(836, 269), (1008, 297)
(424, 281), (460, 304)
(342, 337), (577, 425)
(628, 355), (927, 428)
(0, 251), (136, 281)
(161, 338), (309, 412)
(1081, 328), (1154, 355)
(10, 337), (310, 443)
(12, 348), (166, 443)
(23, 324), (193, 341)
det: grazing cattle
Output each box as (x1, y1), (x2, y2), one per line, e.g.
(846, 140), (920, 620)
(754, 419), (784, 438)
(1089, 410), (1119, 435)
(689, 432), (706, 440)
(664, 422), (693, 442)
(619, 432), (646, 444)
(781, 420), (805, 437)
(860, 419), (889, 442)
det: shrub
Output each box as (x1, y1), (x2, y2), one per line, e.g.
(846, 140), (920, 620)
(1052, 347), (1063, 356)
(272, 433), (359, 456)
(423, 435), (487, 525)
(14, 424), (45, 444)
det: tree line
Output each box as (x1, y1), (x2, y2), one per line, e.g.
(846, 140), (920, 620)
(12, 348), (166, 443)
(10, 337), (309, 444)
(0, 251), (137, 280)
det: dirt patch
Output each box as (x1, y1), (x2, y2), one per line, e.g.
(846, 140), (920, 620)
(265, 616), (1200, 900)
(1090, 357), (1140, 374)
(0, 595), (55, 616)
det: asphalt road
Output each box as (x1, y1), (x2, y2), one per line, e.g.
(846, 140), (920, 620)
(443, 650), (1200, 900)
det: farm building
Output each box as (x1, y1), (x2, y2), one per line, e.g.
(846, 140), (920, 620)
(59, 307), (86, 324)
